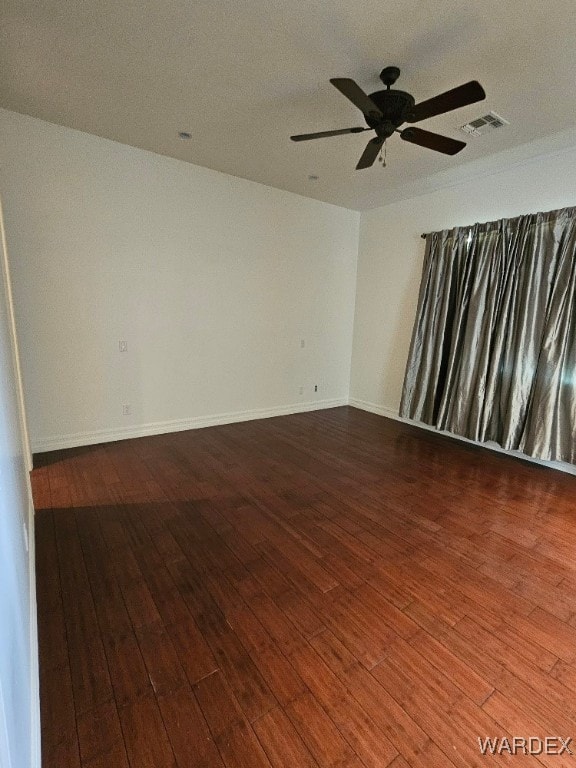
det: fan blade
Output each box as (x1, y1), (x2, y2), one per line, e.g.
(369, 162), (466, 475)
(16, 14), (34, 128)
(356, 137), (384, 170)
(408, 81), (486, 123)
(400, 126), (466, 155)
(330, 78), (383, 120)
(290, 127), (369, 142)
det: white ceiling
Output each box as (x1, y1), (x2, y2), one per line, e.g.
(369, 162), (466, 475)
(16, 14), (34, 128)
(2, 0), (576, 210)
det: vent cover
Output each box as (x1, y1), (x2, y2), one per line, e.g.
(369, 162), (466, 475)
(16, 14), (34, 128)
(460, 111), (509, 136)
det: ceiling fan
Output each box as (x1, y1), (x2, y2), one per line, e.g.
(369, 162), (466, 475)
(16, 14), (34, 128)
(290, 67), (486, 170)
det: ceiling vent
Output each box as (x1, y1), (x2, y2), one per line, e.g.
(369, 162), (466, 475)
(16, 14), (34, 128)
(459, 111), (509, 137)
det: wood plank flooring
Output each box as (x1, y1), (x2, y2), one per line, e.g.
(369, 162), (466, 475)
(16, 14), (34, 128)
(32, 406), (576, 768)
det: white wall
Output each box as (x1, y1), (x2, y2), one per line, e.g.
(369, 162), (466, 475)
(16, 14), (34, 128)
(0, 109), (359, 452)
(0, 193), (39, 768)
(351, 141), (576, 416)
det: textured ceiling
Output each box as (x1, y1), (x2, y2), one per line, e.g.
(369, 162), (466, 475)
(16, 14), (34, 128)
(2, 0), (576, 210)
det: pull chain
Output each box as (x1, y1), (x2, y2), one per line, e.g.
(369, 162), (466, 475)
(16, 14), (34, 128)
(378, 140), (387, 167)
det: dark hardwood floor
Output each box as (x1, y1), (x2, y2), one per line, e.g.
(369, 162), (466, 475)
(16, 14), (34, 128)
(32, 406), (576, 768)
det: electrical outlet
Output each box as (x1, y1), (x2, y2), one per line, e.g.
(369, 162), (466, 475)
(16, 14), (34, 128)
(119, 340), (128, 352)
(300, 339), (305, 348)
(122, 404), (131, 416)
(314, 385), (318, 392)
(299, 386), (304, 395)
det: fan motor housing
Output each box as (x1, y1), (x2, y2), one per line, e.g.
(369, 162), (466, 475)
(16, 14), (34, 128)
(366, 89), (415, 132)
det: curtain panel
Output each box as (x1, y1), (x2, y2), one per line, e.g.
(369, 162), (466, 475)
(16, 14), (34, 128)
(400, 206), (576, 464)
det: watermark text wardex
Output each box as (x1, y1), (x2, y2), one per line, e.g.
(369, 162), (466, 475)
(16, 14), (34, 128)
(478, 736), (573, 756)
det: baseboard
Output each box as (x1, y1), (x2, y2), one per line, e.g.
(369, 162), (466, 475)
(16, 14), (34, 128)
(31, 398), (348, 453)
(348, 397), (576, 476)
(28, 497), (41, 768)
(348, 398), (399, 421)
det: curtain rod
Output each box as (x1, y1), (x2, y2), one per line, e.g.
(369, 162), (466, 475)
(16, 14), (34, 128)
(420, 207), (575, 244)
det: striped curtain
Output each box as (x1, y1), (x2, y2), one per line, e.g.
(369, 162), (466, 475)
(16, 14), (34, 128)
(400, 206), (576, 463)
